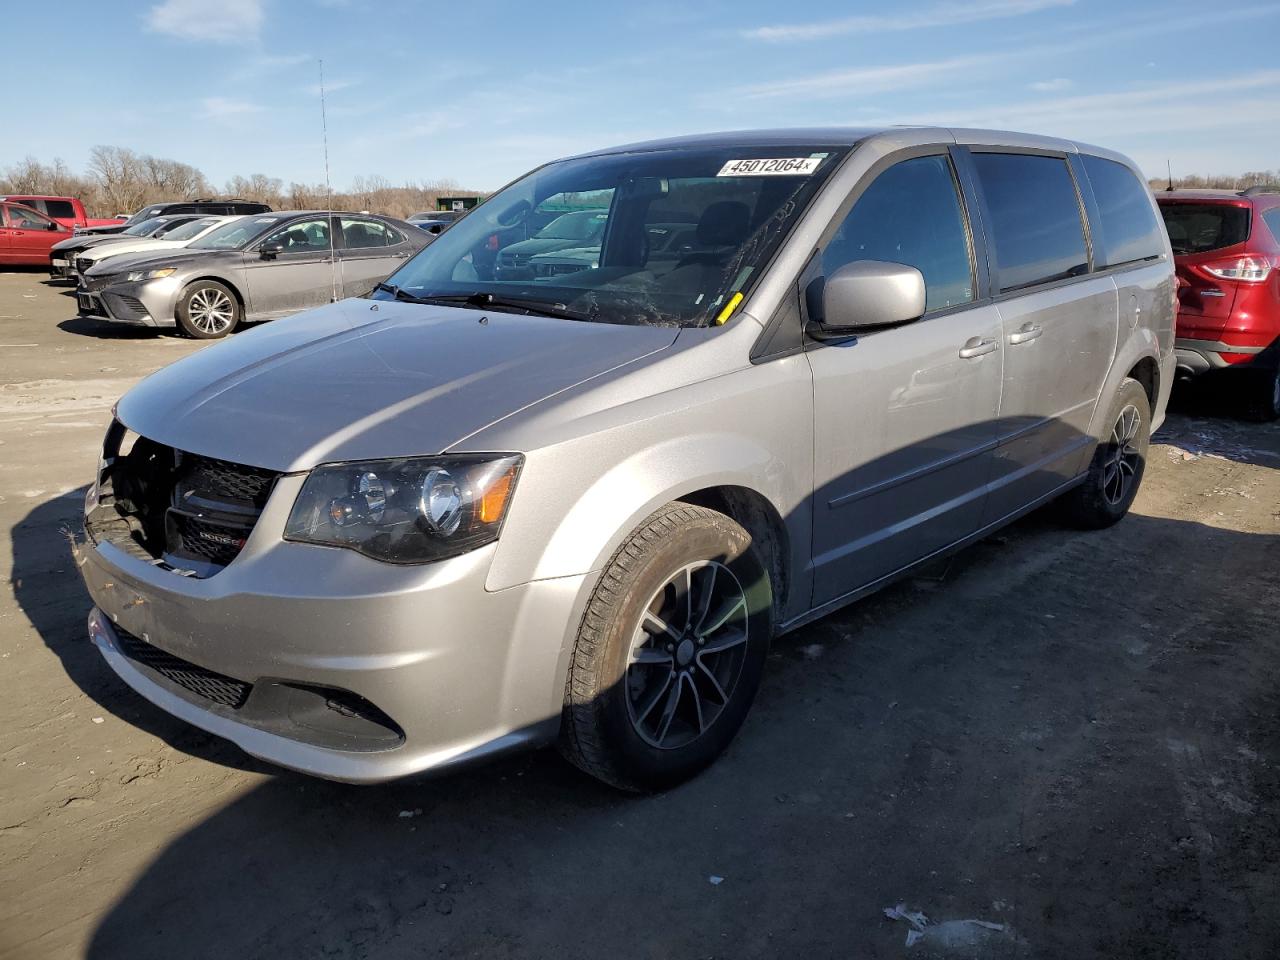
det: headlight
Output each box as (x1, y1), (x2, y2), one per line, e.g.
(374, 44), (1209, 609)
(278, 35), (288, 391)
(284, 454), (522, 563)
(126, 267), (177, 282)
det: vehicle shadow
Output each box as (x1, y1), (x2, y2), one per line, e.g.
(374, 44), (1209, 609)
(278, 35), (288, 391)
(10, 413), (1277, 958)
(75, 512), (1280, 960)
(56, 316), (168, 340)
(9, 486), (272, 774)
(1156, 406), (1280, 468)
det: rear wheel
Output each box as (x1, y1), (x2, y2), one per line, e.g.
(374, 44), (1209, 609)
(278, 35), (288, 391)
(1058, 378), (1150, 529)
(559, 503), (773, 791)
(176, 280), (240, 339)
(1245, 365), (1280, 422)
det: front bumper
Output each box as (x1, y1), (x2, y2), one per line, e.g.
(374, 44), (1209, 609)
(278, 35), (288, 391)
(77, 476), (587, 782)
(77, 276), (180, 327)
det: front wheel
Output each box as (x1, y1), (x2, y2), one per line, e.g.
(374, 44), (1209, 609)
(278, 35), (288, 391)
(176, 280), (240, 339)
(1058, 377), (1151, 529)
(559, 503), (773, 791)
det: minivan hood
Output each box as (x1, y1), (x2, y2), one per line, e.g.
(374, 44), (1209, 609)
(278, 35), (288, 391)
(116, 298), (679, 472)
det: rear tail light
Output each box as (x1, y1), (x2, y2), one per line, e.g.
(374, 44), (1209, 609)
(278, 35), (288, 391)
(1202, 255), (1272, 282)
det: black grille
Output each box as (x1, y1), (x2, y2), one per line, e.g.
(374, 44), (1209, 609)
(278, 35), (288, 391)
(106, 294), (150, 321)
(87, 426), (281, 577)
(113, 625), (251, 708)
(179, 454), (277, 508)
(170, 513), (247, 565)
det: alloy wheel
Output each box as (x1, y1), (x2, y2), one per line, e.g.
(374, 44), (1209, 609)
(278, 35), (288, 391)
(188, 288), (235, 335)
(626, 560), (749, 750)
(1102, 403), (1142, 505)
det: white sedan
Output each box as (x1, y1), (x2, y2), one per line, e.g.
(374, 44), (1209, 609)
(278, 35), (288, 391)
(71, 216), (242, 279)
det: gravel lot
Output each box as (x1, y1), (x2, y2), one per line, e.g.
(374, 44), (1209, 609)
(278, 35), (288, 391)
(2, 269), (1278, 960)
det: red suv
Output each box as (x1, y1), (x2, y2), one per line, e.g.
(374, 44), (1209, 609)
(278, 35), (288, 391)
(1157, 188), (1280, 419)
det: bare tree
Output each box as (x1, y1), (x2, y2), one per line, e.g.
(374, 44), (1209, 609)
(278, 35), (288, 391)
(4, 146), (483, 218)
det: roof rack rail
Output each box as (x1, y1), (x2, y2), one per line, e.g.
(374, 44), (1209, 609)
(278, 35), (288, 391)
(1239, 185), (1279, 197)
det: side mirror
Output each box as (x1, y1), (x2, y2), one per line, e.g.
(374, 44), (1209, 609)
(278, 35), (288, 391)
(48, 220), (61, 231)
(808, 261), (926, 338)
(259, 241), (284, 260)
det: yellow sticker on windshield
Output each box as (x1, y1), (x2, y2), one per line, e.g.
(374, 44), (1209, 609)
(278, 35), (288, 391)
(717, 158), (821, 177)
(715, 292), (744, 325)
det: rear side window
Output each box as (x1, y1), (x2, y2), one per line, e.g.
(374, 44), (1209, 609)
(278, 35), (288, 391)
(823, 154), (975, 312)
(43, 199), (76, 219)
(1082, 156), (1164, 266)
(340, 218), (396, 248)
(14, 198), (47, 215)
(972, 153), (1088, 292)
(1158, 203), (1251, 255)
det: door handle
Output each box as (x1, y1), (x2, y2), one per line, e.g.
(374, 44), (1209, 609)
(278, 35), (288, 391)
(958, 336), (997, 359)
(1008, 323), (1042, 345)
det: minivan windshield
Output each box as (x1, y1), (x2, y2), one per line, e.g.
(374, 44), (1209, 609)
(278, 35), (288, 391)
(188, 215), (283, 251)
(376, 146), (849, 326)
(1158, 202), (1251, 254)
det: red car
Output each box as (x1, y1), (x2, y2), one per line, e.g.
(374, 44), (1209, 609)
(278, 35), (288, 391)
(1157, 188), (1280, 419)
(0, 195), (122, 231)
(0, 201), (74, 266)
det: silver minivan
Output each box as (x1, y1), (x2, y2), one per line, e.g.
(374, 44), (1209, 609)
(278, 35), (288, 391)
(79, 127), (1175, 790)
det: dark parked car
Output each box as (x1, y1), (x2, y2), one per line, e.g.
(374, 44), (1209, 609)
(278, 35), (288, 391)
(49, 215), (203, 279)
(78, 211), (428, 338)
(74, 198), (273, 237)
(408, 210), (464, 235)
(1157, 187), (1280, 419)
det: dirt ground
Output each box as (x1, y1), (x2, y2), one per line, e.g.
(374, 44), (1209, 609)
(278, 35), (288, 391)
(1, 269), (1277, 960)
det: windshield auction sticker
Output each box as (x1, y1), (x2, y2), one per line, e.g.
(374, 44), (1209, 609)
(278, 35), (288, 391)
(716, 157), (822, 177)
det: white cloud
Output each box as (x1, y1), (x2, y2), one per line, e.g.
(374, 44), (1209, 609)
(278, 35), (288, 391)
(201, 97), (265, 118)
(303, 77), (360, 96)
(732, 54), (992, 100)
(743, 0), (1074, 42)
(147, 0), (264, 43)
(1030, 78), (1073, 91)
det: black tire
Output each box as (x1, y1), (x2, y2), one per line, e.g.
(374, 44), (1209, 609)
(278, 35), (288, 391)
(1244, 365), (1280, 422)
(559, 503), (773, 791)
(175, 280), (240, 339)
(1058, 377), (1151, 529)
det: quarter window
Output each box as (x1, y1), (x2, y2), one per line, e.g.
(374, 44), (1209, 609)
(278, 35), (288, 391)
(1082, 156), (1164, 266)
(823, 154), (975, 312)
(972, 153), (1088, 292)
(1261, 208), (1280, 243)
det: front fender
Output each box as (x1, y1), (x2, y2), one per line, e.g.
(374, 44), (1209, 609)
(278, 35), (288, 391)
(478, 350), (814, 596)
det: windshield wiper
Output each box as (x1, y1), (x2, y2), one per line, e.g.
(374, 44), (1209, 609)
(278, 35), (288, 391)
(374, 281), (433, 304)
(377, 286), (597, 322)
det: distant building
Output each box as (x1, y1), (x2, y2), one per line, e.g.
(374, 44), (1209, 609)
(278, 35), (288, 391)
(437, 196), (482, 212)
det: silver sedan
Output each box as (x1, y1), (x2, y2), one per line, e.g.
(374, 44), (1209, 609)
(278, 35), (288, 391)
(77, 211), (429, 338)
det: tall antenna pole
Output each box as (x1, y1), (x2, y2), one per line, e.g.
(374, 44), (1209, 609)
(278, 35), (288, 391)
(320, 58), (340, 302)
(1166, 158), (1174, 192)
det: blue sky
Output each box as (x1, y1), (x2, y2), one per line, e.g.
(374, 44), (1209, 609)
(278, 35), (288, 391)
(5, 0), (1278, 191)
